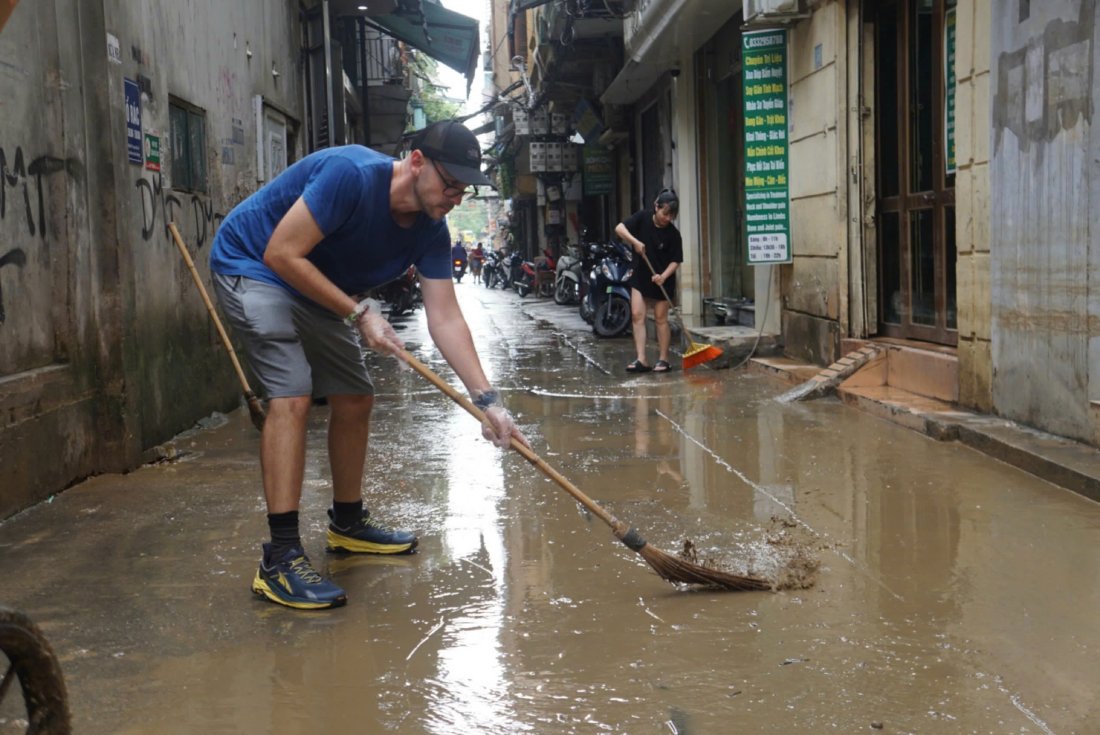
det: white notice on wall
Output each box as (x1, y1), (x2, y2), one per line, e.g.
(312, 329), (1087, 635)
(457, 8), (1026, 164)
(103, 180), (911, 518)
(107, 33), (122, 64)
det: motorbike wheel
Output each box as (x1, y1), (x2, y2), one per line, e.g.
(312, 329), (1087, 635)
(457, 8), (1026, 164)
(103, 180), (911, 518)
(538, 275), (555, 298)
(554, 278), (576, 305)
(0, 608), (72, 734)
(515, 281), (531, 298)
(594, 295), (631, 338)
(579, 294), (595, 324)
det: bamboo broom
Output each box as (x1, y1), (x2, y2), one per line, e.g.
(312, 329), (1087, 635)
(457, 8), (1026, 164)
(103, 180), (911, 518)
(403, 350), (769, 592)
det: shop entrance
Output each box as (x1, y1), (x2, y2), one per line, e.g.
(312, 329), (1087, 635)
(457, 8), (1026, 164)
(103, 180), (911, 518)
(873, 0), (958, 345)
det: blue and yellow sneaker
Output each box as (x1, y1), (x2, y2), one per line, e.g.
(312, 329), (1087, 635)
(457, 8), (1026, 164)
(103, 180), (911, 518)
(326, 509), (418, 555)
(251, 543), (347, 610)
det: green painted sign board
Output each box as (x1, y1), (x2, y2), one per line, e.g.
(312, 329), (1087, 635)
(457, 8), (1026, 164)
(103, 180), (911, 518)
(582, 144), (612, 196)
(144, 133), (161, 172)
(742, 29), (791, 265)
(945, 8), (957, 175)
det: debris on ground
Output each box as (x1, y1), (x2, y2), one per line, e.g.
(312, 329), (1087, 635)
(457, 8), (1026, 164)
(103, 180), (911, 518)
(676, 515), (826, 591)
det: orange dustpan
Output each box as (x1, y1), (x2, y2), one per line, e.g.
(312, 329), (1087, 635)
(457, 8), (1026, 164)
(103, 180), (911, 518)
(638, 251), (723, 370)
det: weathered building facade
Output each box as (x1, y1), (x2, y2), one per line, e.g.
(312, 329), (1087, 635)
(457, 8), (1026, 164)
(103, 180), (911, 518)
(0, 0), (478, 517)
(989, 2), (1098, 443)
(492, 0), (1100, 446)
(0, 0), (303, 517)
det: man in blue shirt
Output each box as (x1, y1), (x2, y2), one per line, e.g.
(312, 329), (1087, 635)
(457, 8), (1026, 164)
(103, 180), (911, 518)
(209, 120), (527, 610)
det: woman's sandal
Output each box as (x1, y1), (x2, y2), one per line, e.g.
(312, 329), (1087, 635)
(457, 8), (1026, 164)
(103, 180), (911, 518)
(625, 359), (652, 373)
(652, 359), (671, 373)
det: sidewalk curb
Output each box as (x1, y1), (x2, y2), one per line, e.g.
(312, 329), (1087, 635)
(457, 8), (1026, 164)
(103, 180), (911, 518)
(751, 358), (1100, 505)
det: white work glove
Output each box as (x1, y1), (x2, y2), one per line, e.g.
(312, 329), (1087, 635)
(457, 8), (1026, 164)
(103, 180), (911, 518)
(347, 298), (406, 360)
(472, 389), (530, 449)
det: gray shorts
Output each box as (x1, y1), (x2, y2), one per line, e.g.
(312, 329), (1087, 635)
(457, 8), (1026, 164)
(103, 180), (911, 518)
(212, 273), (374, 399)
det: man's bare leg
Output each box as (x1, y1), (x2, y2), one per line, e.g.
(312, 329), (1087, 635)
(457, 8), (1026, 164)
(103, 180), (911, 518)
(261, 396), (312, 513)
(327, 394), (374, 503)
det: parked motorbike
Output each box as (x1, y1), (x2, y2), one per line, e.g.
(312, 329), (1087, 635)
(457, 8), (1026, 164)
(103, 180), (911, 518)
(553, 244), (584, 305)
(501, 250), (525, 292)
(515, 248), (556, 298)
(578, 241), (603, 324)
(368, 266), (421, 318)
(580, 240), (633, 337)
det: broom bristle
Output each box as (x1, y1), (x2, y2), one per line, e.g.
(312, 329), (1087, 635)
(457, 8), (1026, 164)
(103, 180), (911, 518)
(245, 393), (267, 432)
(637, 543), (770, 591)
(682, 342), (723, 371)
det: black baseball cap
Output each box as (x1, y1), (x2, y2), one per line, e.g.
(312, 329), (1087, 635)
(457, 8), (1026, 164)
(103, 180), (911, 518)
(411, 120), (491, 186)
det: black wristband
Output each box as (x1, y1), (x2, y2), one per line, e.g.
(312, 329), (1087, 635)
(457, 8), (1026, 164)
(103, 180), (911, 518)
(472, 389), (501, 410)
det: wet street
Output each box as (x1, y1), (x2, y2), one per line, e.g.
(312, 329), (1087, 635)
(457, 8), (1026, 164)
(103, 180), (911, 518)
(3, 283), (1100, 734)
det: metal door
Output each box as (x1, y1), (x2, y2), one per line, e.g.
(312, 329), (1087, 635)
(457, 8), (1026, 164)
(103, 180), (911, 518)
(874, 0), (957, 344)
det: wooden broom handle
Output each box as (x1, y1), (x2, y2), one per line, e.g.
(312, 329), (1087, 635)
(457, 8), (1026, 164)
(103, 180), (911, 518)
(401, 350), (620, 530)
(168, 222), (255, 397)
(638, 248), (675, 305)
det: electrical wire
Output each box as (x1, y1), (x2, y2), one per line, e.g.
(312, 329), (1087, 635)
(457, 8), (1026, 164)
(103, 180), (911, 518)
(727, 265), (775, 371)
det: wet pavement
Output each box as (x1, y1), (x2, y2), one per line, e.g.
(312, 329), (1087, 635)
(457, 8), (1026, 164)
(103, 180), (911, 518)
(3, 283), (1100, 734)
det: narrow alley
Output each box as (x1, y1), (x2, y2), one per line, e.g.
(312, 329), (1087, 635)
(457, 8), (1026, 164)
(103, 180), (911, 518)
(2, 284), (1098, 734)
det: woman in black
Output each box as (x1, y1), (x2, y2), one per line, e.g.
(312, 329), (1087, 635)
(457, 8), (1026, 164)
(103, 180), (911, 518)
(614, 189), (683, 372)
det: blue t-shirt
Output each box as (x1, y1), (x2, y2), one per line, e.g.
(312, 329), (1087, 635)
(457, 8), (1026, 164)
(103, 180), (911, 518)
(209, 145), (450, 295)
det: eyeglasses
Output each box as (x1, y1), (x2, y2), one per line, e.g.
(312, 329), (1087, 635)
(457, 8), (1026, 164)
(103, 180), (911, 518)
(432, 159), (477, 198)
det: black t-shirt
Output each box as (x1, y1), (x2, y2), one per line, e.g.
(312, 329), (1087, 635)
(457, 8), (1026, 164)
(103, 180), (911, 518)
(620, 208), (683, 300)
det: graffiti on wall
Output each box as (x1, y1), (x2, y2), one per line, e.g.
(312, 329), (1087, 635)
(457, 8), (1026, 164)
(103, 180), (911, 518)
(135, 171), (225, 249)
(1, 145), (81, 238)
(0, 247), (26, 324)
(1, 145), (81, 326)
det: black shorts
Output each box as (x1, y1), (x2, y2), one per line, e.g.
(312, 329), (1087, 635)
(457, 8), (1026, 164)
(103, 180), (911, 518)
(630, 273), (675, 302)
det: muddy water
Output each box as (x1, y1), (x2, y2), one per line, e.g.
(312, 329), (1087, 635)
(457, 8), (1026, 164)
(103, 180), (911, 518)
(2, 286), (1100, 734)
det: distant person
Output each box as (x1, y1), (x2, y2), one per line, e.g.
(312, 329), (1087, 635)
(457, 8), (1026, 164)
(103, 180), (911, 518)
(470, 242), (485, 284)
(451, 240), (468, 264)
(615, 188), (683, 373)
(451, 240), (468, 282)
(208, 119), (529, 610)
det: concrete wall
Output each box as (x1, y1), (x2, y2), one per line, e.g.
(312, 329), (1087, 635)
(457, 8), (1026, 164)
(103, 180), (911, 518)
(956, 0), (993, 412)
(989, 1), (1097, 442)
(785, 1), (845, 365)
(0, 0), (303, 518)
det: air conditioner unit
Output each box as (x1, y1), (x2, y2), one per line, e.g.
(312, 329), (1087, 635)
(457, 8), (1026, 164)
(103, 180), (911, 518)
(744, 0), (809, 27)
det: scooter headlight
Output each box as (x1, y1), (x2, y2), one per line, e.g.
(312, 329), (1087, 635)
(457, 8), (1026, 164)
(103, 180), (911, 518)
(601, 263), (613, 279)
(624, 268), (633, 280)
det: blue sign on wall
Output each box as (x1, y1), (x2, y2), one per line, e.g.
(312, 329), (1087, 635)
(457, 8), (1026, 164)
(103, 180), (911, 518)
(124, 78), (142, 164)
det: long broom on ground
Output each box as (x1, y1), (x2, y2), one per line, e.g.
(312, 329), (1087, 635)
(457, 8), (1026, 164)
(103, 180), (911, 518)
(639, 250), (723, 370)
(169, 222), (267, 432)
(403, 350), (769, 592)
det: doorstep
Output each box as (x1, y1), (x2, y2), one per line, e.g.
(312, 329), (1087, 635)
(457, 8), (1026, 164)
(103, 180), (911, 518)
(747, 355), (1100, 504)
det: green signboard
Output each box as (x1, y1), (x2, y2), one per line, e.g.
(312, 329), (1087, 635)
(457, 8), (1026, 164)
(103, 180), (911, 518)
(144, 132), (161, 172)
(742, 29), (791, 264)
(582, 143), (612, 196)
(945, 7), (957, 175)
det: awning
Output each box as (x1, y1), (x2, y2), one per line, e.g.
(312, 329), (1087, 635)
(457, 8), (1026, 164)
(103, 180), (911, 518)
(601, 0), (739, 105)
(368, 0), (479, 95)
